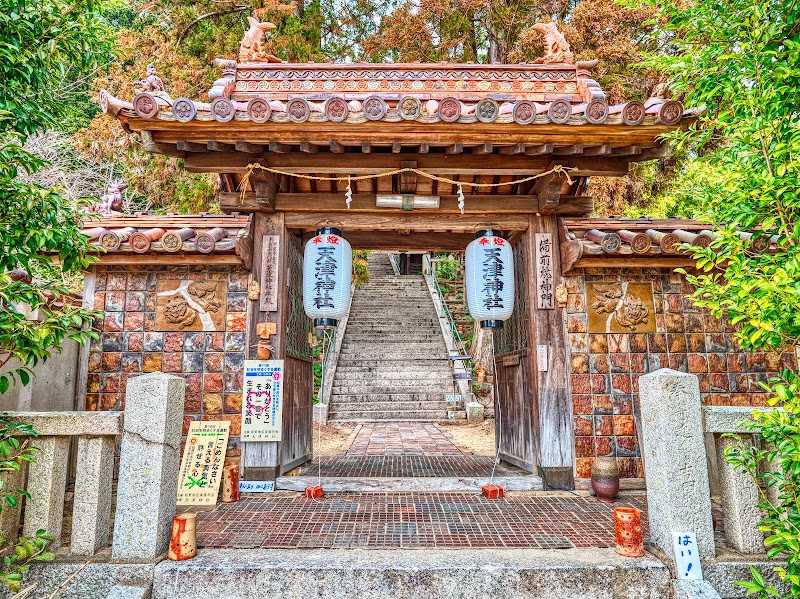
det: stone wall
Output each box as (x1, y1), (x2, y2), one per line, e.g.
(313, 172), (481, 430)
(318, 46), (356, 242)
(85, 265), (247, 457)
(565, 267), (797, 479)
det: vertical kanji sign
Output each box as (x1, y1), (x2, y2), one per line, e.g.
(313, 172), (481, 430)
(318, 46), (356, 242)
(176, 419), (230, 506)
(535, 233), (554, 309)
(241, 360), (284, 441)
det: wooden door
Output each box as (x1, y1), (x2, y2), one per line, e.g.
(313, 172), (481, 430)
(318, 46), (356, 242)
(280, 234), (314, 473)
(492, 234), (537, 472)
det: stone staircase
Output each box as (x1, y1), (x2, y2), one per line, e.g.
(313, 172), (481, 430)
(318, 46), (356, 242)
(328, 252), (458, 422)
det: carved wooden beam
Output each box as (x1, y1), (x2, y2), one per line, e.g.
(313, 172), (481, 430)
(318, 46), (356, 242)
(235, 141), (265, 154)
(250, 170), (278, 211)
(176, 141), (207, 152)
(329, 142), (345, 153)
(398, 161), (418, 194)
(533, 162), (566, 214)
(207, 141), (234, 152)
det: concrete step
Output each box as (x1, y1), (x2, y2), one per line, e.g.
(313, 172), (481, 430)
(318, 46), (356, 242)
(334, 365), (452, 374)
(335, 360), (453, 368)
(340, 343), (446, 352)
(276, 476), (542, 492)
(153, 547), (670, 599)
(338, 349), (448, 358)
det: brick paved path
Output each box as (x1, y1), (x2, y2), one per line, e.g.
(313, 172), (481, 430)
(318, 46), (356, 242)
(346, 423), (463, 456)
(196, 492), (649, 549)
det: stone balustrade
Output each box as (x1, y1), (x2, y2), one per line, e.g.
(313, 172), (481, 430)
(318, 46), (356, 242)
(639, 368), (771, 562)
(1, 371), (185, 561)
(5, 411), (122, 555)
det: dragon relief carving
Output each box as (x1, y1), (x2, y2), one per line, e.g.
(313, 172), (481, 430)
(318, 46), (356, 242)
(164, 295), (197, 328)
(187, 281), (222, 313)
(591, 283), (650, 331)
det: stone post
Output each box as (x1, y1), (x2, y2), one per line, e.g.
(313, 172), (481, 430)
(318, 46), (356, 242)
(714, 434), (763, 553)
(112, 372), (184, 560)
(23, 436), (69, 548)
(638, 369), (715, 559)
(71, 435), (116, 555)
(0, 466), (25, 543)
(703, 406), (769, 554)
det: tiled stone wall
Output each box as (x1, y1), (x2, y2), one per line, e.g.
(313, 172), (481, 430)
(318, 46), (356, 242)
(86, 266), (248, 457)
(566, 267), (797, 479)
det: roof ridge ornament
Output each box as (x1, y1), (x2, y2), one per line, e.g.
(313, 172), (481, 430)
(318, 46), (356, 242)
(531, 22), (575, 65)
(239, 15), (283, 64)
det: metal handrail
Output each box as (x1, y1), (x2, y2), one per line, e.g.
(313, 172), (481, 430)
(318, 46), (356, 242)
(424, 254), (473, 372)
(388, 252), (401, 275)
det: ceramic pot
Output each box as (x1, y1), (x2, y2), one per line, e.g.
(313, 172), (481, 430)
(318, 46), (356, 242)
(168, 513), (197, 561)
(591, 457), (619, 503)
(222, 463), (240, 503)
(614, 507), (644, 557)
(257, 339), (272, 360)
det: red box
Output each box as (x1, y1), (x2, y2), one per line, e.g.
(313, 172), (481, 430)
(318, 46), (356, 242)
(305, 485), (324, 499)
(482, 484), (504, 499)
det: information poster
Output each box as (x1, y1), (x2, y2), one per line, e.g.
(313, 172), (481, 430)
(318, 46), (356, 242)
(241, 360), (284, 442)
(176, 420), (230, 506)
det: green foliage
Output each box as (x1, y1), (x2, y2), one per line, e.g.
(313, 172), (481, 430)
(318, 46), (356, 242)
(0, 416), (53, 593)
(352, 250), (370, 289)
(724, 372), (800, 598)
(637, 1), (800, 595)
(0, 0), (111, 391)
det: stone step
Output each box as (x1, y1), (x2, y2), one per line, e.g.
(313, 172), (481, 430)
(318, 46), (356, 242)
(340, 342), (446, 351)
(336, 353), (449, 362)
(327, 410), (450, 421)
(276, 476), (542, 492)
(335, 360), (452, 368)
(334, 365), (452, 374)
(342, 334), (444, 341)
(332, 384), (455, 394)
(327, 401), (450, 412)
(328, 392), (452, 402)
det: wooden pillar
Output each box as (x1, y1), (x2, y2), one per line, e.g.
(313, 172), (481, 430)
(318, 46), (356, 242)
(242, 212), (287, 480)
(529, 214), (574, 489)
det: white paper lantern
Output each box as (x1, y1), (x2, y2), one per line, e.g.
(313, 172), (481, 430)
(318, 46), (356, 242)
(465, 229), (514, 328)
(303, 227), (352, 328)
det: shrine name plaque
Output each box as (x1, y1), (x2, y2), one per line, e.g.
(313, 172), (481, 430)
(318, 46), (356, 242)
(259, 235), (280, 312)
(535, 233), (555, 309)
(241, 360), (284, 442)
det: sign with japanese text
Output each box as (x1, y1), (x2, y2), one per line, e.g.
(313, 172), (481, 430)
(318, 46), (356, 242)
(259, 234), (280, 312)
(672, 532), (703, 580)
(303, 232), (352, 322)
(241, 360), (284, 441)
(465, 233), (514, 323)
(239, 480), (276, 493)
(176, 420), (230, 506)
(535, 233), (554, 309)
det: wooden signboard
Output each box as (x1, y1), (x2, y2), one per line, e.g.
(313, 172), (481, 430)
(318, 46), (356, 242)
(259, 235), (280, 312)
(241, 360), (284, 442)
(534, 233), (555, 309)
(176, 420), (230, 505)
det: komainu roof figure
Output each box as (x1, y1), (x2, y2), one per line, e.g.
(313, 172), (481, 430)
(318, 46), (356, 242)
(239, 16), (283, 63)
(90, 181), (127, 215)
(134, 63), (164, 93)
(532, 22), (574, 64)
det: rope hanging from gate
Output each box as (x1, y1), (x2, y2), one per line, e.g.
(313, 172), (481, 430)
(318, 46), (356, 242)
(239, 162), (575, 214)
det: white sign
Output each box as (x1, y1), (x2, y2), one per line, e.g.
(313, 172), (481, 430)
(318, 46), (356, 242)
(672, 532), (703, 580)
(535, 233), (555, 309)
(445, 394), (462, 402)
(537, 344), (549, 372)
(241, 360), (284, 441)
(176, 420), (230, 506)
(239, 480), (275, 493)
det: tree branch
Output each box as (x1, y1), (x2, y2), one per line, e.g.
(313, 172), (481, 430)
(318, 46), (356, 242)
(177, 7), (250, 45)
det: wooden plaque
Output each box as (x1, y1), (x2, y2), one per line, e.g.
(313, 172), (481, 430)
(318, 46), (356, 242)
(535, 233), (555, 309)
(259, 235), (280, 312)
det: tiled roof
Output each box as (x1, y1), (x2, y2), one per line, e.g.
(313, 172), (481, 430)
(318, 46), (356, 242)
(560, 217), (712, 271)
(81, 213), (251, 265)
(100, 62), (689, 128)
